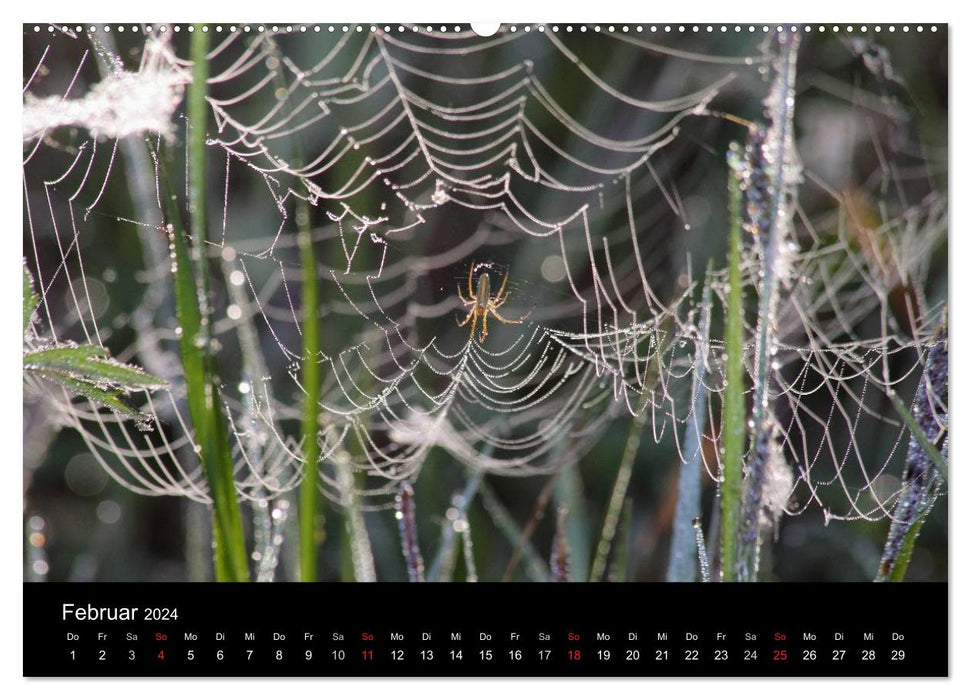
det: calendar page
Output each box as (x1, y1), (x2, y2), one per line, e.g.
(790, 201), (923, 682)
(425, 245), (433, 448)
(22, 20), (948, 679)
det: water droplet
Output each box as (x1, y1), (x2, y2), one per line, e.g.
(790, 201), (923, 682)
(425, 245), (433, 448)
(96, 500), (122, 524)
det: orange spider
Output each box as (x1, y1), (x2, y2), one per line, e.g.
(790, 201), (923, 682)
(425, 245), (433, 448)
(457, 262), (531, 342)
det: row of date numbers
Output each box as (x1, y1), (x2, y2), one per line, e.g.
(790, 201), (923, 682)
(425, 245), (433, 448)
(70, 647), (908, 663)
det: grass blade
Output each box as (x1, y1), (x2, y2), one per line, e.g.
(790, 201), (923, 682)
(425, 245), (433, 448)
(887, 391), (948, 482)
(720, 157), (746, 581)
(297, 193), (322, 581)
(149, 27), (249, 581)
(553, 459), (590, 582)
(877, 327), (947, 581)
(428, 467), (484, 582)
(608, 498), (633, 582)
(479, 480), (549, 581)
(31, 371), (145, 420)
(667, 267), (713, 581)
(337, 455), (376, 581)
(395, 481), (425, 582)
(550, 505), (571, 582)
(693, 517), (712, 583)
(733, 33), (801, 581)
(589, 399), (647, 582)
(25, 345), (167, 390)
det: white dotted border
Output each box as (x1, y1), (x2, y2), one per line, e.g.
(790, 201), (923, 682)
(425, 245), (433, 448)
(32, 24), (941, 35)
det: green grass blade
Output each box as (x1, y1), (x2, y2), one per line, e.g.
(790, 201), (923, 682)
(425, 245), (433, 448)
(147, 28), (249, 581)
(884, 490), (939, 582)
(608, 498), (633, 582)
(297, 193), (322, 581)
(589, 397), (647, 582)
(720, 158), (746, 581)
(188, 26), (210, 289)
(887, 391), (948, 481)
(167, 190), (248, 581)
(877, 329), (947, 582)
(25, 346), (167, 390)
(31, 370), (146, 420)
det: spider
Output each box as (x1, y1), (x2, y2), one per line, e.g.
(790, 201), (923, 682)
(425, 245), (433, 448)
(457, 262), (531, 342)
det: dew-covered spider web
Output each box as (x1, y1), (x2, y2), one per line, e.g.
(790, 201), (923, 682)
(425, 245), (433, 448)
(23, 23), (947, 559)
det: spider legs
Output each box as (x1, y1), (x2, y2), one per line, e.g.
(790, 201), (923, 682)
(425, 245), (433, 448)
(458, 306), (476, 328)
(495, 269), (510, 300)
(490, 306), (531, 324)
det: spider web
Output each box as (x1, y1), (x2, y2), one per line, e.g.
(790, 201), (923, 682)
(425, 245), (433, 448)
(23, 24), (946, 528)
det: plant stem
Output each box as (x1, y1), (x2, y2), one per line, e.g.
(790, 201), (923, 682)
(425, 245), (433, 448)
(666, 267), (713, 582)
(693, 517), (712, 583)
(297, 193), (321, 581)
(720, 163), (745, 581)
(428, 467), (484, 583)
(550, 505), (571, 582)
(877, 327), (947, 581)
(188, 27), (210, 289)
(502, 473), (558, 582)
(887, 391), (948, 482)
(608, 498), (633, 582)
(337, 454), (376, 581)
(589, 266), (693, 582)
(259, 33), (325, 583)
(479, 480), (549, 581)
(734, 33), (800, 582)
(589, 399), (646, 582)
(181, 26), (249, 581)
(553, 457), (590, 582)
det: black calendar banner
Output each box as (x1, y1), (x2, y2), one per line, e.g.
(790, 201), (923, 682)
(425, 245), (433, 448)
(24, 582), (947, 676)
